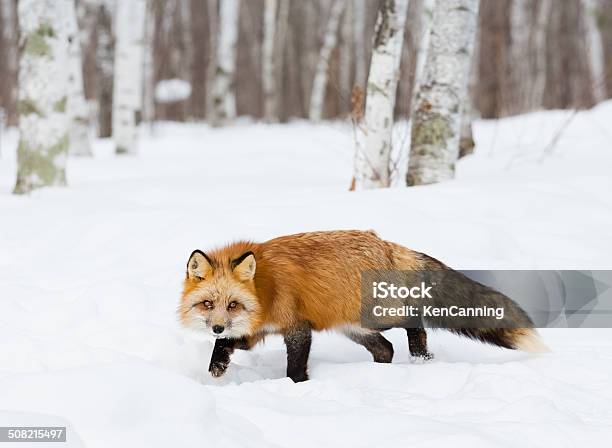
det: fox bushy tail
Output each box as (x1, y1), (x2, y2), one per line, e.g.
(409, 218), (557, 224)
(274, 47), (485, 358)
(415, 254), (549, 353)
(448, 327), (549, 353)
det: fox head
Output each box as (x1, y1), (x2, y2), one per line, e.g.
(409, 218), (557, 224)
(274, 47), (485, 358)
(179, 249), (260, 339)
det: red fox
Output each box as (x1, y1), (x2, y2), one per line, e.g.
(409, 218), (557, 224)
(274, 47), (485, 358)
(178, 230), (547, 382)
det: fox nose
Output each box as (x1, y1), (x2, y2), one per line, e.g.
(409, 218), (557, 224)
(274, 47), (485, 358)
(212, 325), (225, 334)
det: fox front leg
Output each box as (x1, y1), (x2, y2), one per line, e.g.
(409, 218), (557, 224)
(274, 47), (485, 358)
(209, 336), (259, 377)
(283, 322), (312, 383)
(209, 337), (241, 377)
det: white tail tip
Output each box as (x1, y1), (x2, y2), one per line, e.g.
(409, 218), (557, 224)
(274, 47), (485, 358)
(515, 330), (550, 353)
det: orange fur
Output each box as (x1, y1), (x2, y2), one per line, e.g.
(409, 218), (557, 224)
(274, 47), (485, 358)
(179, 230), (429, 337)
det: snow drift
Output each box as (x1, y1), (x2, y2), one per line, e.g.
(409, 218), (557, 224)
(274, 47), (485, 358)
(1, 104), (612, 447)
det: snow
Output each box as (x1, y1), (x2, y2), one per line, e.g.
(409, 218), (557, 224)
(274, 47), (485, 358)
(155, 79), (192, 103)
(1, 103), (612, 447)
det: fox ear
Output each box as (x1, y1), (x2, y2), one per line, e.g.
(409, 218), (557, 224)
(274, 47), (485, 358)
(232, 252), (256, 281)
(187, 250), (212, 281)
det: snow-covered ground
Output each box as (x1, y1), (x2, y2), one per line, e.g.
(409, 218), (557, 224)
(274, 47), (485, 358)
(1, 104), (612, 447)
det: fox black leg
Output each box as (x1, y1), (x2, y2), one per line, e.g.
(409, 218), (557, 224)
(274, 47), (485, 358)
(347, 332), (394, 363)
(283, 321), (312, 383)
(209, 337), (246, 377)
(406, 328), (434, 360)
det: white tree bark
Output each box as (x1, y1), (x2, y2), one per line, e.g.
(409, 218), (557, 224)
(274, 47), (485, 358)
(206, 0), (218, 121)
(178, 0), (194, 105)
(511, 0), (530, 113)
(407, 0), (480, 186)
(339, 0), (353, 105)
(142, 0), (156, 124)
(531, 0), (551, 109)
(14, 0), (71, 194)
(66, 0), (92, 157)
(211, 0), (241, 126)
(262, 0), (277, 122)
(353, 0), (367, 89)
(274, 0), (290, 120)
(0, 0), (18, 129)
(411, 0), (436, 111)
(308, 0), (346, 122)
(354, 0), (409, 189)
(458, 97), (476, 158)
(112, 0), (146, 155)
(582, 0), (606, 103)
(300, 1), (318, 109)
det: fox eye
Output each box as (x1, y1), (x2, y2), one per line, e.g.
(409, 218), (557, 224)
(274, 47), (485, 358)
(202, 300), (213, 309)
(228, 301), (238, 310)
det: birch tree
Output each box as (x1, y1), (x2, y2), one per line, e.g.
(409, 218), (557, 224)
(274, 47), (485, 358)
(339, 0), (354, 106)
(66, 0), (92, 157)
(531, 0), (551, 109)
(0, 0), (18, 127)
(411, 0), (436, 110)
(211, 0), (241, 126)
(510, 0), (530, 113)
(309, 0), (346, 122)
(262, 0), (277, 122)
(112, 0), (146, 155)
(353, 0), (367, 89)
(142, 0), (156, 124)
(96, 0), (114, 138)
(206, 0), (218, 121)
(582, 0), (606, 102)
(274, 0), (290, 119)
(407, 0), (480, 186)
(14, 0), (71, 194)
(354, 0), (409, 189)
(401, 0), (435, 166)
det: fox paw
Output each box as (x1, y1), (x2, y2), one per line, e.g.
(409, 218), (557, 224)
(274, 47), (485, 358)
(209, 361), (229, 378)
(410, 352), (434, 363)
(288, 372), (309, 383)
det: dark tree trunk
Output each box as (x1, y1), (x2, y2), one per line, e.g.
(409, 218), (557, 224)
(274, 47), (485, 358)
(97, 2), (114, 138)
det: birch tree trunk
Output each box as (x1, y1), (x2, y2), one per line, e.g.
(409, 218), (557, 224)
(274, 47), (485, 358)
(66, 0), (91, 157)
(14, 0), (71, 194)
(112, 0), (146, 155)
(308, 0), (346, 122)
(353, 0), (367, 89)
(354, 0), (409, 189)
(407, 0), (480, 186)
(458, 100), (475, 158)
(97, 0), (114, 138)
(531, 0), (551, 109)
(211, 0), (240, 126)
(510, 0), (530, 113)
(262, 0), (277, 122)
(0, 0), (18, 127)
(411, 0), (436, 112)
(142, 0), (156, 124)
(179, 0), (194, 119)
(274, 0), (290, 120)
(205, 0), (218, 121)
(582, 0), (606, 103)
(339, 0), (353, 107)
